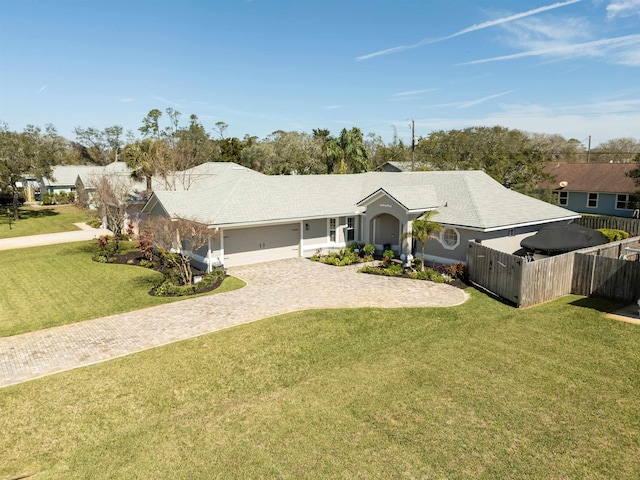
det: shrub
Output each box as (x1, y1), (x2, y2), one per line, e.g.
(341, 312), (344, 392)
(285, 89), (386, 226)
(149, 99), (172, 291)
(93, 235), (116, 261)
(382, 249), (394, 265)
(363, 244), (375, 256)
(41, 193), (56, 205)
(346, 242), (365, 253)
(409, 268), (446, 282)
(139, 259), (154, 268)
(311, 248), (363, 266)
(383, 263), (403, 276)
(153, 269), (225, 297)
(412, 257), (423, 270)
(447, 262), (466, 279)
(359, 264), (403, 277)
(198, 269), (225, 288)
(138, 234), (155, 261)
(598, 228), (629, 243)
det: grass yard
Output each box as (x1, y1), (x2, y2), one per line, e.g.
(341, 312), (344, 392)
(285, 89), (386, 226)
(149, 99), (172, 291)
(0, 241), (245, 337)
(0, 204), (91, 238)
(1, 292), (639, 479)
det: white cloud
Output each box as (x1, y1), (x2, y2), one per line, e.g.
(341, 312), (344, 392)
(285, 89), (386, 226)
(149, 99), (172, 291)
(460, 33), (640, 66)
(392, 89), (437, 97)
(408, 98), (640, 146)
(38, 85), (47, 93)
(499, 16), (591, 51)
(440, 0), (583, 41)
(355, 0), (582, 61)
(607, 0), (640, 18)
(151, 95), (182, 107)
(426, 91), (513, 109)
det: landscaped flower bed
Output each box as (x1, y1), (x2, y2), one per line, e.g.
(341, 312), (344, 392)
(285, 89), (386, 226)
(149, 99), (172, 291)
(311, 243), (374, 266)
(359, 257), (468, 288)
(92, 236), (227, 297)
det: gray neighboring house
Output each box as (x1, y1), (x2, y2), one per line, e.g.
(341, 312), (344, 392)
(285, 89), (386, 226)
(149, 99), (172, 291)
(142, 162), (579, 270)
(42, 162), (144, 206)
(378, 161), (415, 172)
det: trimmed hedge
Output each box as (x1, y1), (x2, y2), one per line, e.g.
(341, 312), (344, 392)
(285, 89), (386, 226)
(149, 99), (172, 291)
(597, 228), (630, 243)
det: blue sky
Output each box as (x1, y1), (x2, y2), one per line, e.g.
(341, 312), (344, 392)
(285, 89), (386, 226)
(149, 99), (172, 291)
(1, 0), (639, 147)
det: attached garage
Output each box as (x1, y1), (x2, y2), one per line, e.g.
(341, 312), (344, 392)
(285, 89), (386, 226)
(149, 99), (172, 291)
(223, 223), (301, 267)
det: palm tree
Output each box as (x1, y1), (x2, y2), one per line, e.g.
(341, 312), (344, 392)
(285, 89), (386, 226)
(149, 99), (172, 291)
(124, 138), (170, 200)
(321, 137), (343, 174)
(338, 127), (369, 173)
(401, 210), (443, 272)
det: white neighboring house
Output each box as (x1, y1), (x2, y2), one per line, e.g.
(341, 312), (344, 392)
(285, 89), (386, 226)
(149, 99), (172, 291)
(142, 162), (580, 270)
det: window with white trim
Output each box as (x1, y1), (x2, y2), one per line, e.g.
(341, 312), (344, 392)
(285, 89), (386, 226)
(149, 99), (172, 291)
(329, 218), (337, 242)
(441, 228), (460, 250)
(587, 193), (598, 208)
(616, 194), (638, 210)
(558, 191), (568, 206)
(346, 217), (355, 242)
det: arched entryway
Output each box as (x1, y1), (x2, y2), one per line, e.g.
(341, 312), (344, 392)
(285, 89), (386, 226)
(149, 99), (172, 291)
(370, 213), (402, 253)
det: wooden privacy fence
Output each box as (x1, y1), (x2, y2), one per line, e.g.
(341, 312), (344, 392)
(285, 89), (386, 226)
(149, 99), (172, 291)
(574, 216), (640, 236)
(466, 242), (523, 305)
(467, 236), (640, 308)
(572, 238), (640, 303)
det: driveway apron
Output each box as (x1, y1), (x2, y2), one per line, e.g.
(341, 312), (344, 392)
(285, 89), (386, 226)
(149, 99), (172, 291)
(0, 259), (468, 388)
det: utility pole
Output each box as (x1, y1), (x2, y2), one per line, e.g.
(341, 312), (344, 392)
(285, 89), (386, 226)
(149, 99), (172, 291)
(411, 119), (415, 172)
(587, 135), (591, 163)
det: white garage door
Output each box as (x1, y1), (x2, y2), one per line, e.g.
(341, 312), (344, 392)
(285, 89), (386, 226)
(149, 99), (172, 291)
(223, 224), (300, 267)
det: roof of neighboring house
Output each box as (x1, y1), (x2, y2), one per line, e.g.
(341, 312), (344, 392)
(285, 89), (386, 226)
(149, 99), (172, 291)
(542, 162), (639, 194)
(145, 164), (578, 231)
(378, 161), (415, 172)
(43, 162), (138, 188)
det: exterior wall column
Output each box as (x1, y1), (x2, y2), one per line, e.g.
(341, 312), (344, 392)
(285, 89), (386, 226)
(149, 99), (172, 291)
(402, 220), (413, 256)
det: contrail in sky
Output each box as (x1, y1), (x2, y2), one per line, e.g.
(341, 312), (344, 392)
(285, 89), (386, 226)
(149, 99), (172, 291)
(355, 0), (583, 61)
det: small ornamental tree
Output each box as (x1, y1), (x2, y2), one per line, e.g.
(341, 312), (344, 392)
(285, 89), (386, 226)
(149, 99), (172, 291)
(401, 211), (443, 272)
(140, 216), (211, 286)
(89, 172), (136, 254)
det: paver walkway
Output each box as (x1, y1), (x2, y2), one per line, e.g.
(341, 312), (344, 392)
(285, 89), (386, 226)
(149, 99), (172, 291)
(0, 223), (112, 251)
(0, 259), (468, 388)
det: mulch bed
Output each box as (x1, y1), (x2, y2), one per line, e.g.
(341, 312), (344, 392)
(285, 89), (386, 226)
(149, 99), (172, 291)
(102, 251), (223, 296)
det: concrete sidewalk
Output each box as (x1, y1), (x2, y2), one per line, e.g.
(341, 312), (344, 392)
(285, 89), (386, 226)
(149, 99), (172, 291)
(0, 223), (112, 251)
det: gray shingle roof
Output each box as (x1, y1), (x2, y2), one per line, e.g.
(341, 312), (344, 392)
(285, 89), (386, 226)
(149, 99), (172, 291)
(147, 165), (579, 230)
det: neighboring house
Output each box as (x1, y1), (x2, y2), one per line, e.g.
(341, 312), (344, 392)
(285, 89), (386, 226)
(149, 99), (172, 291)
(142, 162), (579, 270)
(543, 162), (640, 218)
(378, 161), (414, 172)
(41, 162), (145, 206)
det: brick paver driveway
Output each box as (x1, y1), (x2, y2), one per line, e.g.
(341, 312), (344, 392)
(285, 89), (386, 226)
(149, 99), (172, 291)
(0, 259), (468, 388)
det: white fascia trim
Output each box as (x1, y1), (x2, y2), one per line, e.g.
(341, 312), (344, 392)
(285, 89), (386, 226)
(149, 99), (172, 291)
(213, 213), (365, 229)
(407, 207), (437, 214)
(357, 189), (410, 210)
(443, 215), (581, 233)
(356, 188), (391, 206)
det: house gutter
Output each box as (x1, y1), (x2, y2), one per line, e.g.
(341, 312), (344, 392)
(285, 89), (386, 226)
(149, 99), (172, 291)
(442, 214), (581, 233)
(208, 211), (366, 229)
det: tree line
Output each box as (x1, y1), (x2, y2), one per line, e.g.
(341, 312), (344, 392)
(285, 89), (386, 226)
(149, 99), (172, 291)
(2, 109), (640, 204)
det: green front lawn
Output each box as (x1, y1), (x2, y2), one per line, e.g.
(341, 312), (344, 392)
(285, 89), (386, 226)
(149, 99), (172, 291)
(0, 204), (91, 238)
(1, 293), (639, 479)
(0, 241), (245, 337)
